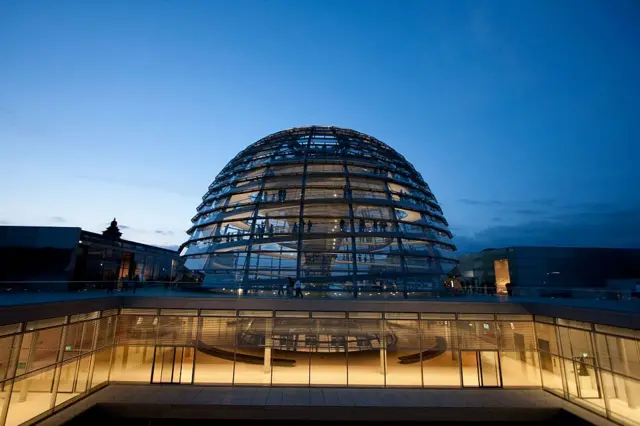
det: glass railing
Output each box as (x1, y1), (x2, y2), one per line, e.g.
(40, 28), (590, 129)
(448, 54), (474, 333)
(0, 306), (639, 426)
(1, 280), (638, 304)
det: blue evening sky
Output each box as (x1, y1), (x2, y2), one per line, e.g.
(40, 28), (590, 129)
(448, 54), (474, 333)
(1, 0), (639, 252)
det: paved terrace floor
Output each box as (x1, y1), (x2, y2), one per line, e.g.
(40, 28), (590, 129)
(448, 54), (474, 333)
(38, 385), (613, 425)
(1, 287), (639, 313)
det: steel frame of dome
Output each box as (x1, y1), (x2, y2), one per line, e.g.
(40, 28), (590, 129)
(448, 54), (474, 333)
(181, 126), (457, 297)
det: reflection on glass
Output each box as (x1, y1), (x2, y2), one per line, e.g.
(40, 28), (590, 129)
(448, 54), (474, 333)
(602, 372), (640, 425)
(109, 346), (154, 382)
(0, 335), (18, 383)
(55, 359), (78, 405)
(564, 357), (606, 415)
(540, 354), (564, 395)
(310, 352), (346, 386)
(233, 347), (271, 386)
(500, 351), (541, 387)
(461, 351), (479, 387)
(348, 350), (384, 387)
(90, 347), (112, 387)
(17, 329), (62, 375)
(6, 369), (55, 426)
(480, 351), (500, 387)
(422, 350), (460, 387)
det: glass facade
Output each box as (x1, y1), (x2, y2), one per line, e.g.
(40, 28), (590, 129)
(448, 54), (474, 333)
(0, 309), (638, 425)
(181, 126), (457, 295)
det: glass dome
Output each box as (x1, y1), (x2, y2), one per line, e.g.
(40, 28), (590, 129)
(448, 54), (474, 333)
(181, 126), (457, 296)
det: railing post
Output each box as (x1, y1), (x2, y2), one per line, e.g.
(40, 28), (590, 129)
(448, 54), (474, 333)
(49, 324), (69, 409)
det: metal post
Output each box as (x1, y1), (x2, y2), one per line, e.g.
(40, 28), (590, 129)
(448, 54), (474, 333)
(71, 322), (87, 393)
(106, 315), (119, 382)
(86, 320), (101, 390)
(295, 131), (312, 282)
(554, 322), (569, 399)
(242, 164), (271, 288)
(191, 316), (201, 385)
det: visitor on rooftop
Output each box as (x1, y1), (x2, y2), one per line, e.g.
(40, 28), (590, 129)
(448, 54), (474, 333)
(294, 279), (304, 298)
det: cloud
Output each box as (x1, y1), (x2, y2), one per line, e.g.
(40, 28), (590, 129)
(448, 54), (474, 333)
(531, 198), (559, 206)
(0, 219), (10, 225)
(513, 209), (543, 215)
(562, 202), (613, 211)
(157, 244), (179, 251)
(458, 198), (504, 206)
(454, 207), (640, 253)
(119, 225), (131, 230)
(155, 230), (174, 236)
(49, 216), (67, 223)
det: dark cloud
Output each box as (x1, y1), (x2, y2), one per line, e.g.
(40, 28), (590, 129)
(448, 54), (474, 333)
(155, 230), (174, 236)
(562, 202), (614, 211)
(49, 216), (66, 223)
(458, 198), (504, 206)
(513, 209), (543, 215)
(119, 225), (131, 230)
(531, 198), (559, 206)
(454, 207), (640, 253)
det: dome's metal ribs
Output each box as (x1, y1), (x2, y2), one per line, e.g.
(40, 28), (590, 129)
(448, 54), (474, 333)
(181, 126), (458, 296)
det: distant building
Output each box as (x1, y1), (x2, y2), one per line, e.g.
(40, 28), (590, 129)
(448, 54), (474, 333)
(458, 246), (640, 293)
(0, 224), (182, 291)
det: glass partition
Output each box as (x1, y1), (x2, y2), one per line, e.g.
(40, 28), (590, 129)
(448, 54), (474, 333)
(0, 309), (638, 426)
